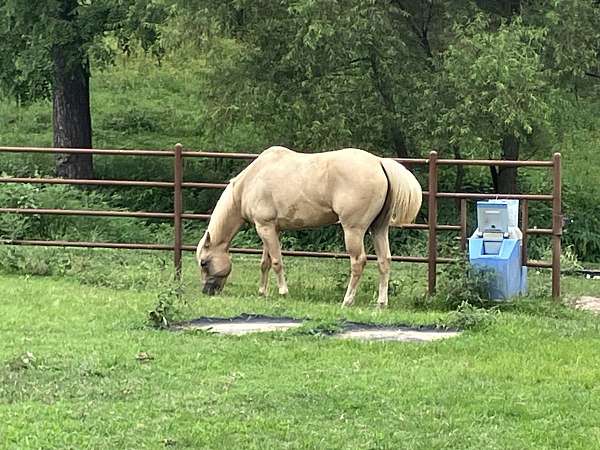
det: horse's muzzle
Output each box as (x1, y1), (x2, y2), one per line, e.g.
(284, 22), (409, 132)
(202, 281), (222, 296)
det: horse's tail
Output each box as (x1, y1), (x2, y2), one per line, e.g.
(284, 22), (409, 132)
(372, 158), (423, 230)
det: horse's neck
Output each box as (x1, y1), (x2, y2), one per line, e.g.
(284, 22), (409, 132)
(207, 184), (244, 248)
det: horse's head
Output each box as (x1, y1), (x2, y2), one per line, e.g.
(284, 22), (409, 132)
(196, 232), (232, 295)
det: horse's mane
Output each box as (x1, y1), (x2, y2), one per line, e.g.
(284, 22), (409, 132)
(207, 180), (239, 238)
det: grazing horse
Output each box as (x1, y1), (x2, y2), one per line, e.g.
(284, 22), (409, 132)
(196, 146), (422, 307)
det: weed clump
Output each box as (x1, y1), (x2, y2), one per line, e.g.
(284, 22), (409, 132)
(446, 302), (500, 331)
(434, 259), (493, 310)
(291, 319), (344, 337)
(148, 284), (185, 329)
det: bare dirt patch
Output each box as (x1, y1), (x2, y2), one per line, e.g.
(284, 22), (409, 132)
(172, 314), (304, 335)
(573, 296), (600, 314)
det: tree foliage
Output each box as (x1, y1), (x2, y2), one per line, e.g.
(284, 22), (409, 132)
(0, 0), (167, 104)
(178, 0), (599, 169)
(413, 16), (552, 155)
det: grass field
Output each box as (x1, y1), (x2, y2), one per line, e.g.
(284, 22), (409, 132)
(1, 251), (600, 450)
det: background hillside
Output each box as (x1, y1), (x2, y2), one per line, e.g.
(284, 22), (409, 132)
(1, 1), (599, 263)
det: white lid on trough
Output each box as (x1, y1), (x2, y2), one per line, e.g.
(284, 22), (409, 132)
(475, 200), (522, 240)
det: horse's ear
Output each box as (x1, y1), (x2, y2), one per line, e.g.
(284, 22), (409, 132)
(204, 232), (211, 249)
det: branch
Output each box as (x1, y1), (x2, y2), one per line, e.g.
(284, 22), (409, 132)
(585, 71), (600, 80)
(390, 0), (434, 60)
(421, 0), (434, 59)
(369, 49), (396, 114)
(305, 57), (369, 82)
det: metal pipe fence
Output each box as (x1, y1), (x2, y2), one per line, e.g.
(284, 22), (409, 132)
(0, 145), (562, 297)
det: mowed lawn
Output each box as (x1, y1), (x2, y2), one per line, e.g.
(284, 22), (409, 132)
(1, 254), (600, 450)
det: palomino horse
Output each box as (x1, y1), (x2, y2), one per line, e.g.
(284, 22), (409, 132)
(196, 146), (422, 307)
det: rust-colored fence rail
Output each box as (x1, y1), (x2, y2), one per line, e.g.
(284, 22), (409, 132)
(0, 145), (562, 297)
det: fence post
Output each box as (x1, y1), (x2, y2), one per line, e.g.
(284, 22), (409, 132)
(521, 200), (529, 267)
(173, 143), (183, 279)
(552, 152), (562, 299)
(428, 151), (438, 295)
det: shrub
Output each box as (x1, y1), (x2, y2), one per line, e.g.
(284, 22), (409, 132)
(0, 183), (174, 244)
(432, 258), (493, 310)
(0, 183), (39, 239)
(445, 301), (500, 331)
(562, 183), (600, 262)
(540, 244), (582, 274)
(0, 246), (71, 276)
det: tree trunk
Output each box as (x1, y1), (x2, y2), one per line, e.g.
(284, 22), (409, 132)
(389, 123), (409, 158)
(496, 134), (519, 194)
(490, 165), (499, 192)
(52, 0), (93, 179)
(369, 50), (410, 158)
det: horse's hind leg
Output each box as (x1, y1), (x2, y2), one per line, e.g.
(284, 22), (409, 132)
(372, 225), (392, 308)
(259, 245), (272, 296)
(341, 226), (367, 307)
(255, 223), (289, 295)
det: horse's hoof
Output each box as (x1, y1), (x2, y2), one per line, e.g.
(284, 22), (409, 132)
(376, 302), (388, 310)
(278, 288), (289, 296)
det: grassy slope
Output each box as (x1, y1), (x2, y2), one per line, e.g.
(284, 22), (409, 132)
(1, 253), (600, 449)
(1, 53), (598, 178)
(0, 53), (263, 151)
(0, 52), (266, 181)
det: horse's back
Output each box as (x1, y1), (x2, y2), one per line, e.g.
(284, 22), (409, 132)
(253, 147), (382, 180)
(259, 145), (297, 159)
(250, 147), (385, 198)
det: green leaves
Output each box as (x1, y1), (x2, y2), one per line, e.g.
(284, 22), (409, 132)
(415, 15), (552, 156)
(178, 0), (598, 164)
(183, 0), (427, 153)
(0, 0), (168, 103)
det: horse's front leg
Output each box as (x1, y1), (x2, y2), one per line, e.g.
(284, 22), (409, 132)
(255, 223), (288, 295)
(259, 245), (272, 296)
(341, 226), (367, 307)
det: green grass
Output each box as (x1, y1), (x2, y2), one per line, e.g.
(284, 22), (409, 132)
(1, 251), (600, 449)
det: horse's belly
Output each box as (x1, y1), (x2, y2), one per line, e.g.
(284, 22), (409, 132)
(276, 204), (338, 230)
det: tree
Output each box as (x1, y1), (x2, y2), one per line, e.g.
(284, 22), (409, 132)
(179, 0), (599, 193)
(0, 0), (167, 178)
(178, 0), (476, 157)
(412, 16), (552, 193)
(412, 1), (600, 193)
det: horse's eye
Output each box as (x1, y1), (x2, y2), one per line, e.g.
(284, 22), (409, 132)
(200, 260), (209, 268)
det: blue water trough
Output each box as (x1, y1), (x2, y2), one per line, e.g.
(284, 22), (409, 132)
(468, 200), (527, 300)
